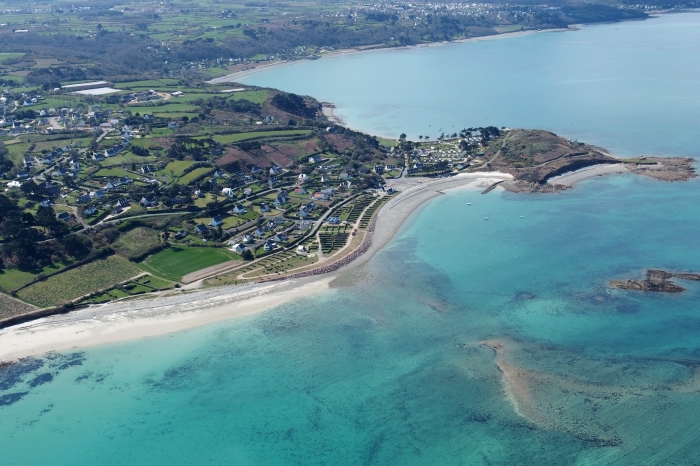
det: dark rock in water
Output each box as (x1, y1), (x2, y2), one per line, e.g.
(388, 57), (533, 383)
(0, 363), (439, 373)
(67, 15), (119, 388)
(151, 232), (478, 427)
(610, 269), (700, 293)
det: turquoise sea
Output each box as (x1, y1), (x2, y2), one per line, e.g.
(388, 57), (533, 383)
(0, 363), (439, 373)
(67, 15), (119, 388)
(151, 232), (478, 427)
(3, 12), (700, 466)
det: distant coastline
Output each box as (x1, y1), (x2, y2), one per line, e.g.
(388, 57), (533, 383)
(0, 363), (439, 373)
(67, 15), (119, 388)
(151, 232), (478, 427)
(209, 27), (571, 84)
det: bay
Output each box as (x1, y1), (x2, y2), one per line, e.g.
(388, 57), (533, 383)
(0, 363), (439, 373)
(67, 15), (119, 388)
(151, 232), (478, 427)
(239, 12), (700, 157)
(3, 12), (700, 466)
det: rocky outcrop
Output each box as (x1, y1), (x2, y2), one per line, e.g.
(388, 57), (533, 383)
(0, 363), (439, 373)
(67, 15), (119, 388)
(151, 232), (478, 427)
(625, 157), (696, 182)
(610, 269), (700, 293)
(501, 180), (570, 193)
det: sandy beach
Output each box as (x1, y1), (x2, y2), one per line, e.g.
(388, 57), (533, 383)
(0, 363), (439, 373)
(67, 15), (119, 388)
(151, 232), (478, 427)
(547, 163), (629, 185)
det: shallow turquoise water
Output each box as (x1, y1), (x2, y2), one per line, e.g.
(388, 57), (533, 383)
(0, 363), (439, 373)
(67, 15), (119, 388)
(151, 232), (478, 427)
(4, 13), (700, 466)
(239, 12), (700, 157)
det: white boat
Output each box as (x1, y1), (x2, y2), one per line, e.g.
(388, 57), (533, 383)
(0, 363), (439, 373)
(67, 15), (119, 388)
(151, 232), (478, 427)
(484, 217), (489, 220)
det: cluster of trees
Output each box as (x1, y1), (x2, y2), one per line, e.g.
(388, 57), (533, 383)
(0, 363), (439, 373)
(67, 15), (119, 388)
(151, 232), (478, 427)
(271, 93), (319, 119)
(0, 31), (164, 83)
(0, 141), (14, 174)
(167, 137), (217, 161)
(198, 96), (261, 115)
(0, 194), (92, 271)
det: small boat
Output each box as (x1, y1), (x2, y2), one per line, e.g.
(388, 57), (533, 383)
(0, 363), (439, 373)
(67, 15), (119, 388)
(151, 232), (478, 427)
(484, 217), (489, 220)
(466, 203), (471, 205)
(520, 216), (523, 218)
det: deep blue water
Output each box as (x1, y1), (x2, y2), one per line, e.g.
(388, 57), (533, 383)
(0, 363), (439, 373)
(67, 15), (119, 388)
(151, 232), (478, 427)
(3, 12), (700, 466)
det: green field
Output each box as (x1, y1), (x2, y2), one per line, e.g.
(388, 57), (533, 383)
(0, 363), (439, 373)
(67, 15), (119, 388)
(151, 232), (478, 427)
(138, 246), (241, 281)
(177, 167), (214, 185)
(212, 130), (312, 144)
(94, 167), (137, 178)
(17, 256), (142, 307)
(100, 153), (157, 167)
(112, 227), (162, 259)
(225, 90), (269, 104)
(0, 262), (72, 292)
(159, 160), (196, 177)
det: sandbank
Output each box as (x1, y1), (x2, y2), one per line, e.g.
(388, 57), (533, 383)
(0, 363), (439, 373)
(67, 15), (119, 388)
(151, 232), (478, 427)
(547, 163), (629, 185)
(0, 173), (511, 361)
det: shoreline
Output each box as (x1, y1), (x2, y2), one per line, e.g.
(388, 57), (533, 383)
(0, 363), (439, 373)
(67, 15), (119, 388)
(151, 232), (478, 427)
(208, 27), (570, 84)
(0, 162), (659, 361)
(0, 173), (511, 362)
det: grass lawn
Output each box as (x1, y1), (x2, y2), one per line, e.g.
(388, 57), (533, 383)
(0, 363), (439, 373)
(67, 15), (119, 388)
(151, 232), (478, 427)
(135, 275), (172, 289)
(225, 90), (268, 104)
(177, 167), (214, 185)
(0, 262), (72, 292)
(212, 129), (312, 144)
(17, 256), (142, 307)
(100, 153), (156, 167)
(138, 246), (241, 281)
(158, 160), (196, 177)
(94, 167), (137, 178)
(152, 112), (200, 119)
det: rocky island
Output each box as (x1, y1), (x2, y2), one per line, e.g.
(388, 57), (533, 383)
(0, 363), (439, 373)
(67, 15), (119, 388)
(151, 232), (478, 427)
(610, 269), (700, 293)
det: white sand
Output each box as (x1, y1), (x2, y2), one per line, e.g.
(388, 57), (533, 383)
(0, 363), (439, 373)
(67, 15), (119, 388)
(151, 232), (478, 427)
(548, 163), (629, 185)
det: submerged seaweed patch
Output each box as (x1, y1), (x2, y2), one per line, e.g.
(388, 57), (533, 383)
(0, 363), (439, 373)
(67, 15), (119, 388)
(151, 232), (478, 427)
(0, 391), (29, 407)
(28, 373), (54, 388)
(0, 358), (44, 392)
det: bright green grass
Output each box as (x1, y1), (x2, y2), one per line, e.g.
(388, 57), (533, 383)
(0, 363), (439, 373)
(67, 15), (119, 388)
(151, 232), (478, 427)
(135, 275), (172, 289)
(99, 153), (156, 167)
(93, 168), (137, 178)
(138, 246), (241, 281)
(377, 137), (398, 147)
(225, 90), (268, 104)
(0, 262), (68, 292)
(150, 103), (201, 112)
(212, 129), (312, 144)
(177, 167), (214, 185)
(159, 160), (196, 177)
(152, 112), (199, 119)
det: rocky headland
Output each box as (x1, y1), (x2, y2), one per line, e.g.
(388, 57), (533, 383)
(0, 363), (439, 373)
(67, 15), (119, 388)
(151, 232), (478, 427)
(477, 129), (696, 193)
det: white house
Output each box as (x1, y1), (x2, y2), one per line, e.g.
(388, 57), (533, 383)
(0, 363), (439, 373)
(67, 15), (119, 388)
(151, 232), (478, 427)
(209, 215), (224, 227)
(297, 173), (308, 184)
(308, 154), (322, 164)
(232, 204), (246, 214)
(229, 243), (248, 254)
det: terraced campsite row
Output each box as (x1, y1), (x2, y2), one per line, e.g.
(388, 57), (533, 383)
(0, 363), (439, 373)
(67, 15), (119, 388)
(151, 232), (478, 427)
(319, 225), (351, 255)
(232, 251), (319, 281)
(358, 195), (393, 229)
(344, 197), (374, 224)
